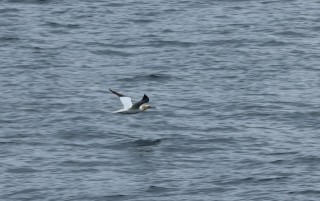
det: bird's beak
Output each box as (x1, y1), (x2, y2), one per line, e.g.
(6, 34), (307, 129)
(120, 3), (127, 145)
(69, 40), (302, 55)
(149, 106), (156, 109)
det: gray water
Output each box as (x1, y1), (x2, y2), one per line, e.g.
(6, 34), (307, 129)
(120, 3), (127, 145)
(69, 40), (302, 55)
(1, 0), (320, 200)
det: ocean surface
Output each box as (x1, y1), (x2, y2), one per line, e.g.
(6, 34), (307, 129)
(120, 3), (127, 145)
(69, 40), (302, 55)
(1, 0), (320, 200)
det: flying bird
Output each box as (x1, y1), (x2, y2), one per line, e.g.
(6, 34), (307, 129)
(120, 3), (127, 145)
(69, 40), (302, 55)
(109, 89), (154, 114)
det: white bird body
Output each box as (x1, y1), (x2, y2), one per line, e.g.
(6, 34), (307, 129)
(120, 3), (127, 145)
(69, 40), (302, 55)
(109, 89), (153, 114)
(112, 107), (143, 114)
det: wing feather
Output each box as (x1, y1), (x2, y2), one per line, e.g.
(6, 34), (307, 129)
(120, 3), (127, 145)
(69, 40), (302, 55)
(131, 94), (149, 109)
(110, 89), (133, 109)
(120, 97), (133, 109)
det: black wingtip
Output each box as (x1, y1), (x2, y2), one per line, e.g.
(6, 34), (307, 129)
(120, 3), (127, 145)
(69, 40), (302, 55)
(142, 94), (149, 102)
(109, 89), (124, 97)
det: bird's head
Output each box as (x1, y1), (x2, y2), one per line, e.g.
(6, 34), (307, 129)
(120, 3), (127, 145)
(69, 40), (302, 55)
(140, 104), (155, 111)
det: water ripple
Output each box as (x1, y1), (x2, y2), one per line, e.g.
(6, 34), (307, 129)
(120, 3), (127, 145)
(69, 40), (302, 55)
(1, 0), (320, 200)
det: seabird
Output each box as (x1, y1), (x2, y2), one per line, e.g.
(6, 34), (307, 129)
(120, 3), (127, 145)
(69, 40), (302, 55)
(109, 89), (154, 114)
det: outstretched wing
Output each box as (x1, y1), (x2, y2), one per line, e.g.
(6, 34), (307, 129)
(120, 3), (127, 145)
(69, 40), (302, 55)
(110, 89), (133, 109)
(131, 94), (149, 109)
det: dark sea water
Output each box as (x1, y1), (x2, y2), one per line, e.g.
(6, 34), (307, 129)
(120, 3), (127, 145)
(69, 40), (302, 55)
(1, 0), (320, 200)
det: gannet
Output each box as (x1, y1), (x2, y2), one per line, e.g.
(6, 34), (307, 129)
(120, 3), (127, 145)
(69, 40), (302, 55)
(109, 89), (154, 114)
